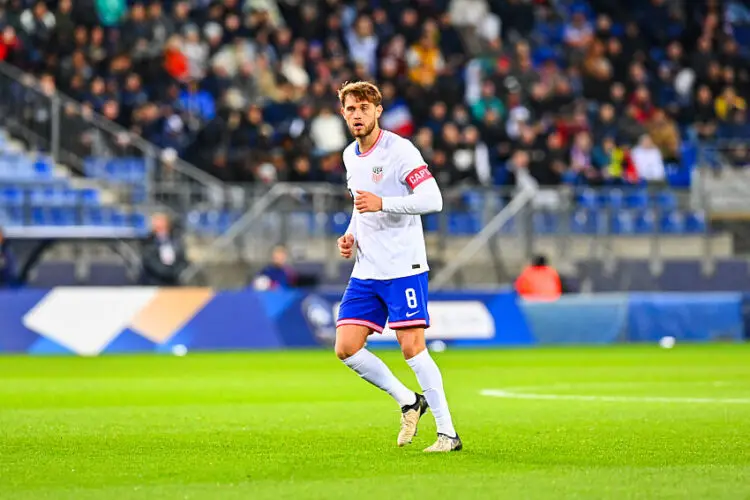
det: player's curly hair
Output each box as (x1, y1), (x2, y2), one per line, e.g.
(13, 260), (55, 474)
(337, 81), (382, 107)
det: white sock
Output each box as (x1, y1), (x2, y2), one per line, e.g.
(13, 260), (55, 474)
(343, 349), (417, 407)
(406, 349), (456, 437)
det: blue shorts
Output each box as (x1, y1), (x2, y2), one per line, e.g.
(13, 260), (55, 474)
(337, 272), (430, 333)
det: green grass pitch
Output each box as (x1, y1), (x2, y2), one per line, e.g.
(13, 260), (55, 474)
(1, 344), (749, 499)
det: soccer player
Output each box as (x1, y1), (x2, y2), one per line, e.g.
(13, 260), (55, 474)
(334, 81), (462, 453)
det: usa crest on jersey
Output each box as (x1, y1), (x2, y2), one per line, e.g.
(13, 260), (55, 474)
(371, 166), (384, 183)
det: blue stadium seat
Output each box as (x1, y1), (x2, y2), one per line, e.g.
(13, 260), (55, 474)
(84, 158), (106, 178)
(33, 157), (53, 179)
(576, 188), (599, 209)
(448, 213), (482, 235)
(685, 210), (707, 234)
(82, 206), (109, 226)
(611, 211), (636, 235)
(111, 210), (128, 227)
(79, 188), (100, 206)
(533, 212), (559, 234)
(601, 189), (624, 208)
(570, 209), (597, 234)
(654, 191), (678, 210)
(129, 212), (147, 232)
(635, 210), (656, 234)
(30, 207), (46, 225)
(31, 187), (77, 206)
(0, 186), (23, 206)
(626, 189), (649, 209)
(462, 190), (484, 212)
(0, 206), (23, 226)
(50, 207), (76, 226)
(423, 214), (439, 232)
(329, 211), (351, 234)
(660, 211), (685, 234)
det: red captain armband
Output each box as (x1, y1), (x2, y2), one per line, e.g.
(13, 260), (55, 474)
(405, 165), (433, 190)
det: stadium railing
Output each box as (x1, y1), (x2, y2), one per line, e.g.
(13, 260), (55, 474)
(0, 62), (225, 218)
(180, 181), (720, 288)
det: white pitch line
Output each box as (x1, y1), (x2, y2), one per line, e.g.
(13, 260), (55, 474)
(480, 389), (750, 405)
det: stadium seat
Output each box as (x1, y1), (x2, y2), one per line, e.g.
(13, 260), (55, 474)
(570, 209), (597, 234)
(533, 212), (559, 234)
(685, 210), (707, 234)
(601, 189), (624, 208)
(50, 207), (76, 226)
(79, 188), (100, 206)
(611, 211), (636, 235)
(654, 191), (678, 211)
(129, 212), (147, 232)
(626, 190), (649, 209)
(329, 211), (351, 234)
(576, 189), (599, 209)
(82, 206), (109, 226)
(423, 214), (439, 232)
(33, 157), (54, 179)
(660, 211), (685, 234)
(448, 213), (482, 235)
(635, 210), (656, 234)
(0, 186), (23, 206)
(111, 210), (128, 227)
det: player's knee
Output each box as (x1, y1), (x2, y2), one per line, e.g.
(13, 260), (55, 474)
(397, 330), (426, 359)
(334, 338), (360, 360)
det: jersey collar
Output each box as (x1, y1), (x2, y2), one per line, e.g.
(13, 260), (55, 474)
(355, 129), (384, 157)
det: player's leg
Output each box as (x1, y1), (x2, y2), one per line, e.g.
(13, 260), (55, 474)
(387, 273), (462, 452)
(335, 278), (417, 410)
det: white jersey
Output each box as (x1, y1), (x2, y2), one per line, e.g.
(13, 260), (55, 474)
(343, 129), (436, 280)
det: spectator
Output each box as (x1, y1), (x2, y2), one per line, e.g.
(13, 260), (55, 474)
(618, 104), (648, 145)
(345, 15), (378, 77)
(310, 107), (347, 154)
(593, 103), (619, 144)
(141, 213), (188, 287)
(631, 135), (666, 184)
(182, 25), (209, 80)
(515, 255), (562, 302)
(563, 9), (593, 62)
(406, 26), (445, 87)
(603, 138), (638, 184)
(569, 132), (598, 184)
(451, 125), (491, 185)
(164, 35), (188, 81)
(178, 79), (216, 123)
(0, 228), (17, 288)
(252, 245), (297, 290)
(690, 85), (718, 140)
(471, 81), (505, 124)
(715, 86), (747, 121)
(646, 109), (681, 163)
(95, 0), (126, 27)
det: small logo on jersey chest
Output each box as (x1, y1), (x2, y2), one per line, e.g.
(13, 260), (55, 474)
(371, 166), (384, 183)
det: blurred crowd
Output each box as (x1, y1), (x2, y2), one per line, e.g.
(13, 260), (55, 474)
(1, 0), (749, 188)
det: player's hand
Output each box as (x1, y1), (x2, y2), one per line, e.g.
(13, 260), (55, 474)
(338, 233), (355, 259)
(355, 190), (383, 213)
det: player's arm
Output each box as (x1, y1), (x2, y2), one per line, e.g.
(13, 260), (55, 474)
(380, 174), (442, 214)
(338, 192), (357, 259)
(382, 141), (442, 214)
(354, 142), (443, 215)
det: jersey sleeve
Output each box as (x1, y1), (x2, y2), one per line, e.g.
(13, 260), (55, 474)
(396, 141), (434, 191)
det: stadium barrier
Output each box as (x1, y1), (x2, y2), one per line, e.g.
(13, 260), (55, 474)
(0, 288), (745, 356)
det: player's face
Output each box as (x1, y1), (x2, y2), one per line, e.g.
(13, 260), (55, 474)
(341, 95), (382, 138)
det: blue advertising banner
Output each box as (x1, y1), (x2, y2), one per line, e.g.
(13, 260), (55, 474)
(0, 287), (744, 356)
